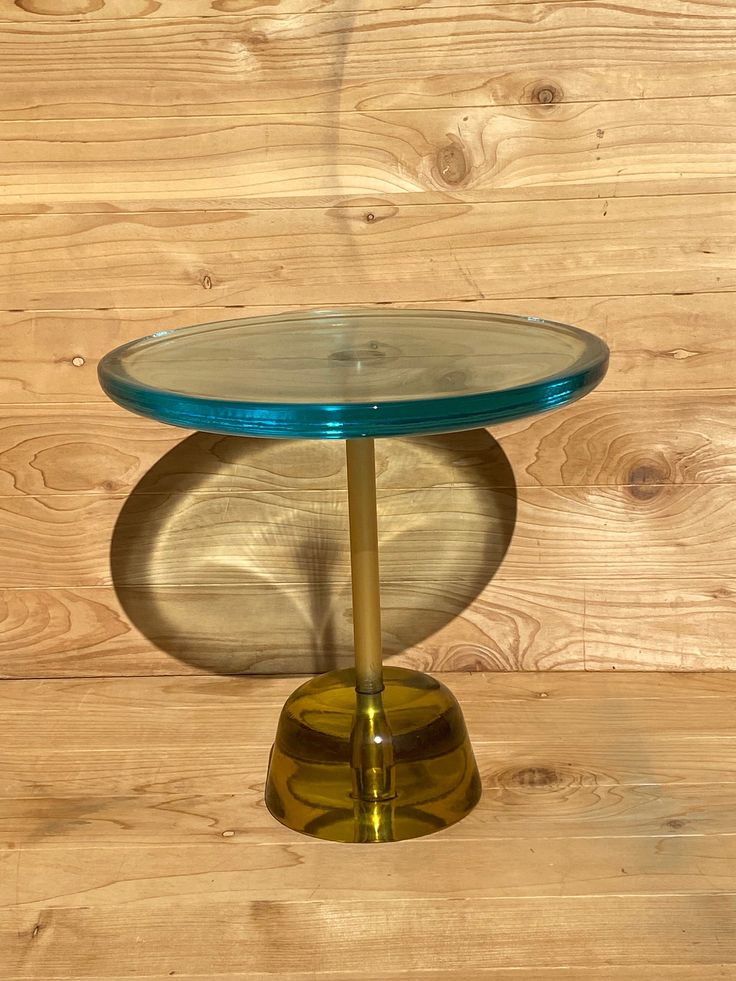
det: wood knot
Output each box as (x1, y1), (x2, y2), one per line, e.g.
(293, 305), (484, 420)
(665, 818), (687, 830)
(510, 766), (561, 788)
(628, 463), (667, 500)
(531, 82), (562, 105)
(244, 30), (268, 48)
(670, 348), (699, 361)
(435, 139), (469, 186)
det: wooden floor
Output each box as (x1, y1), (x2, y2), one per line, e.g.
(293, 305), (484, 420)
(3, 671), (736, 979)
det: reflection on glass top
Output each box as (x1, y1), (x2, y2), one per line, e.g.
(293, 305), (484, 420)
(98, 308), (609, 439)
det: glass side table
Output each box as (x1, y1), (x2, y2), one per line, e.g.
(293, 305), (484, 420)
(99, 308), (608, 843)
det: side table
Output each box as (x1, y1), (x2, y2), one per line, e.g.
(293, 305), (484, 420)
(99, 308), (608, 843)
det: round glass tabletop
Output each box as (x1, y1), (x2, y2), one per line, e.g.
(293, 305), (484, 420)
(98, 309), (608, 439)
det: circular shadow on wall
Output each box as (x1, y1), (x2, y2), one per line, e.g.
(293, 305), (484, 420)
(109, 430), (517, 675)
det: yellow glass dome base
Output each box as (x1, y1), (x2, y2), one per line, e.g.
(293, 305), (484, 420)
(265, 666), (481, 843)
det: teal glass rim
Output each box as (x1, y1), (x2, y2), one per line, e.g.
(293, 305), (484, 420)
(97, 308), (609, 439)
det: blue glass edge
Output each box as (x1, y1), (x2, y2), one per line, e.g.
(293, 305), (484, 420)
(98, 354), (609, 439)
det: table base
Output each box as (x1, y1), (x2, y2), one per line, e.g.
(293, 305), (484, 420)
(265, 666), (481, 842)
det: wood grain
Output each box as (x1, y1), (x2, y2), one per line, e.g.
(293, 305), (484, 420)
(4, 761), (736, 846)
(4, 578), (735, 677)
(4, 98), (736, 210)
(2, 485), (734, 588)
(9, 971), (731, 981)
(2, 194), (733, 310)
(5, 834), (736, 908)
(4, 895), (736, 975)
(3, 0), (736, 975)
(7, 675), (736, 750)
(2, 294), (733, 403)
(8, 0), (704, 20)
(4, 672), (736, 975)
(4, 651), (736, 699)
(7, 729), (736, 798)
(3, 5), (736, 120)
(1, 393), (734, 496)
(0, 580), (585, 676)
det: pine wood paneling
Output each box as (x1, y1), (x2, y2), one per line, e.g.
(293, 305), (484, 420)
(4, 973), (727, 981)
(0, 579), (732, 676)
(7, 728), (736, 798)
(0, 0), (733, 686)
(1, 394), (734, 496)
(1, 194), (733, 310)
(4, 895), (736, 975)
(4, 578), (735, 678)
(11, 0), (730, 19)
(3, 3), (736, 978)
(6, 674), (736, 744)
(1, 294), (733, 403)
(4, 835), (736, 907)
(1, 485), (735, 589)
(3, 5), (736, 120)
(4, 672), (736, 974)
(3, 99), (736, 210)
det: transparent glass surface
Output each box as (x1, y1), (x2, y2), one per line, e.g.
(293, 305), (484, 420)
(98, 308), (609, 439)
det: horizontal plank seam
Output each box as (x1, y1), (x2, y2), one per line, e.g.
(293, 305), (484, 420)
(5, 829), (736, 851)
(0, 482), (734, 498)
(0, 289), (728, 312)
(5, 834), (736, 854)
(3, 736), (736, 747)
(4, 90), (736, 124)
(7, 890), (736, 905)
(2, 291), (730, 312)
(3, 576), (735, 586)
(6, 891), (736, 907)
(3, 188), (736, 215)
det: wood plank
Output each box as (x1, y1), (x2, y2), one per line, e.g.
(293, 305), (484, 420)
(1, 295), (732, 403)
(4, 777), (736, 846)
(1, 195), (733, 310)
(17, 970), (736, 981)
(4, 99), (736, 210)
(6, 730), (736, 798)
(5, 834), (736, 908)
(2, 578), (736, 677)
(0, 579), (587, 677)
(1, 485), (734, 588)
(4, 0), (686, 20)
(2, 393), (734, 496)
(6, 675), (736, 750)
(6, 176), (736, 216)
(10, 670), (736, 713)
(3, 5), (736, 120)
(4, 669), (736, 711)
(4, 895), (736, 974)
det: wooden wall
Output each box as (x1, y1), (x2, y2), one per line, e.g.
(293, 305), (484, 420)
(1, 0), (735, 677)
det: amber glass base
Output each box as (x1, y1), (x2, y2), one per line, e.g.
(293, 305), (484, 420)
(265, 666), (481, 843)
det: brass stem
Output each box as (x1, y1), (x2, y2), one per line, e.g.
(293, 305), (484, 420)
(346, 438), (384, 694)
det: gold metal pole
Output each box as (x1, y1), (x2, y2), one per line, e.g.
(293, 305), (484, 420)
(346, 438), (384, 694)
